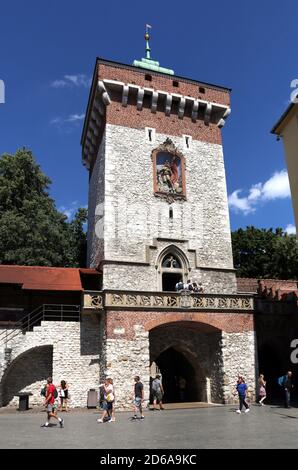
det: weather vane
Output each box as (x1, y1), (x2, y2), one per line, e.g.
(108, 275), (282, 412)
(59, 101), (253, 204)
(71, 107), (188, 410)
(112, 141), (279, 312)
(145, 24), (152, 60)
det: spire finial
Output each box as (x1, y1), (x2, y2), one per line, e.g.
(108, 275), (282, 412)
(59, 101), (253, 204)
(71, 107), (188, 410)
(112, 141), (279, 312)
(145, 24), (152, 60)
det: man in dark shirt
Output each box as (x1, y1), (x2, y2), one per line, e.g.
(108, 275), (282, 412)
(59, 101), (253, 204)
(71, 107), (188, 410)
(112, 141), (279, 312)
(284, 371), (293, 408)
(132, 376), (144, 419)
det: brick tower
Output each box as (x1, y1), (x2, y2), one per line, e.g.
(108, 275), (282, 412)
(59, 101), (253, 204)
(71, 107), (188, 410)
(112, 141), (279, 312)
(81, 31), (256, 408)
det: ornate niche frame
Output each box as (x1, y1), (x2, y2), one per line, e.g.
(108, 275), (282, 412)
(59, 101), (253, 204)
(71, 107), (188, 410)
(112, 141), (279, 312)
(152, 138), (186, 203)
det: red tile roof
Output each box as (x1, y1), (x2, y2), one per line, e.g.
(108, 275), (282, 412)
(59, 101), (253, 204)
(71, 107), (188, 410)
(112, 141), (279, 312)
(0, 265), (99, 291)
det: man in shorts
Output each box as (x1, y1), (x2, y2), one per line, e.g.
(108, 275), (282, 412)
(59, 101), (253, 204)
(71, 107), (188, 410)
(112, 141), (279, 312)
(41, 377), (64, 428)
(152, 374), (165, 410)
(132, 376), (144, 420)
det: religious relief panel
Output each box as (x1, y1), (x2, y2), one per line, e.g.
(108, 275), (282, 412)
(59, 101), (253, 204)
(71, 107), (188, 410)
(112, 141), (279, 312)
(152, 138), (186, 202)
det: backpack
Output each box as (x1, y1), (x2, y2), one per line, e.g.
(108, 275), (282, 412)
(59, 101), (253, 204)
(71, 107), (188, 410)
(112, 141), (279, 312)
(152, 379), (161, 392)
(53, 387), (58, 399)
(278, 375), (286, 387)
(40, 386), (47, 397)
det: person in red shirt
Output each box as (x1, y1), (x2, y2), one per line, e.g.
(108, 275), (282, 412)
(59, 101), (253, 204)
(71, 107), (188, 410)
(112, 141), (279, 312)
(41, 377), (64, 428)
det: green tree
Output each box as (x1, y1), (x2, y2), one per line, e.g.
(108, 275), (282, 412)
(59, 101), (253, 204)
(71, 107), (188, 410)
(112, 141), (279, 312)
(67, 208), (88, 268)
(0, 148), (87, 267)
(231, 226), (298, 279)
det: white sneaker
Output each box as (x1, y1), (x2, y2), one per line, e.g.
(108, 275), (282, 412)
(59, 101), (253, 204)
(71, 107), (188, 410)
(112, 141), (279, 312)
(235, 409), (241, 414)
(108, 418), (115, 422)
(97, 418), (103, 423)
(245, 408), (250, 413)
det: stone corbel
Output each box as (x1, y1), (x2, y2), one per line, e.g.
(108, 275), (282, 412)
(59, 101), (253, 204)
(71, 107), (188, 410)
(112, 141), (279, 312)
(165, 93), (172, 116)
(178, 97), (186, 119)
(204, 102), (212, 124)
(151, 91), (158, 113)
(97, 80), (111, 106)
(122, 84), (129, 107)
(217, 107), (231, 128)
(191, 100), (199, 122)
(137, 88), (144, 110)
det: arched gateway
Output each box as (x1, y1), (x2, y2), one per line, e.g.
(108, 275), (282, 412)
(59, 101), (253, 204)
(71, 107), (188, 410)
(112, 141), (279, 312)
(149, 321), (223, 403)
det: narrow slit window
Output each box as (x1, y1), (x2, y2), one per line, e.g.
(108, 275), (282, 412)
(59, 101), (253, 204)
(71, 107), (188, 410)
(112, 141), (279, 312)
(148, 129), (152, 142)
(169, 207), (173, 219)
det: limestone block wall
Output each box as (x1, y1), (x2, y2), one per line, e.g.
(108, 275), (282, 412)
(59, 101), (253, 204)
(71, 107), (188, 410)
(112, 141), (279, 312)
(87, 132), (106, 268)
(102, 325), (150, 410)
(0, 315), (102, 408)
(221, 330), (257, 404)
(88, 124), (236, 293)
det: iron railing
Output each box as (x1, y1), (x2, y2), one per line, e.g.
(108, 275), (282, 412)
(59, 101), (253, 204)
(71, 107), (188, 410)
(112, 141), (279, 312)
(0, 304), (80, 349)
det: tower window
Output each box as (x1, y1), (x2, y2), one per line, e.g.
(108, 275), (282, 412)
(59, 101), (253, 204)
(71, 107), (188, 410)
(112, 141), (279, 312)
(199, 86), (205, 94)
(183, 134), (192, 149)
(145, 127), (156, 143)
(169, 207), (173, 219)
(145, 74), (152, 81)
(173, 80), (179, 87)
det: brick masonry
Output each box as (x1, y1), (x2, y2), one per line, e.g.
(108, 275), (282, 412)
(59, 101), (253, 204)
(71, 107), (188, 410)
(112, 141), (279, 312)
(102, 310), (256, 407)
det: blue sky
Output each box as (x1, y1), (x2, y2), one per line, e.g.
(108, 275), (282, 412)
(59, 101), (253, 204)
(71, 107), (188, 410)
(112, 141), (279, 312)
(0, 0), (297, 233)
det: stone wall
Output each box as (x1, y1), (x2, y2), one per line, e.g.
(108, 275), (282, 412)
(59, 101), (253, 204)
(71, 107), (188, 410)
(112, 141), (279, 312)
(87, 132), (106, 268)
(103, 310), (256, 408)
(88, 124), (236, 293)
(0, 314), (102, 408)
(222, 330), (257, 404)
(102, 325), (150, 410)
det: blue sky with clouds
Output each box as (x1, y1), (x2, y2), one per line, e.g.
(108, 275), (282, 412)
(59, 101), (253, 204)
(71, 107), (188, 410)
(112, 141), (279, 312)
(0, 0), (297, 233)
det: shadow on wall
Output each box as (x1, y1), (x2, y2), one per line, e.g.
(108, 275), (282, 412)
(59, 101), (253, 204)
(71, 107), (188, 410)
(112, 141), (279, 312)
(1, 345), (53, 407)
(80, 314), (102, 356)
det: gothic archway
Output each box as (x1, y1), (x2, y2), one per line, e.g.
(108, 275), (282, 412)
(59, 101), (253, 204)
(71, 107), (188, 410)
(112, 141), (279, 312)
(156, 245), (190, 291)
(1, 345), (53, 407)
(149, 321), (224, 404)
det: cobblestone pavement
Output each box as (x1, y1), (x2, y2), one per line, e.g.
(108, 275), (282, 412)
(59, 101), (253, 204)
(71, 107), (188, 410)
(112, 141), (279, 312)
(0, 404), (298, 449)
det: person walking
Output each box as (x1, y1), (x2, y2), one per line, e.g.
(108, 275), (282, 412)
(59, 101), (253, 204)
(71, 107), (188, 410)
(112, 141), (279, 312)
(58, 380), (69, 412)
(283, 371), (293, 408)
(41, 377), (64, 428)
(151, 374), (164, 410)
(235, 376), (250, 414)
(257, 374), (266, 405)
(132, 376), (144, 420)
(97, 378), (115, 423)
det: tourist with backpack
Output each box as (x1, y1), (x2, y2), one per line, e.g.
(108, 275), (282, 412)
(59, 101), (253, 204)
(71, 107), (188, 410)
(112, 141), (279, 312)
(151, 374), (164, 410)
(278, 371), (293, 408)
(41, 377), (64, 428)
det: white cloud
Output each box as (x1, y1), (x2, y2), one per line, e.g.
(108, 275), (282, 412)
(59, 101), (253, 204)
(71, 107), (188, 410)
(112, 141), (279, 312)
(50, 113), (85, 130)
(59, 201), (79, 220)
(228, 190), (256, 215)
(66, 113), (85, 122)
(50, 74), (91, 88)
(228, 169), (291, 215)
(284, 224), (296, 235)
(261, 170), (291, 200)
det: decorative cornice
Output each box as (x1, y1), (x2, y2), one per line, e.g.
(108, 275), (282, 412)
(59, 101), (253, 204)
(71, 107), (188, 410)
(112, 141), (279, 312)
(83, 290), (254, 312)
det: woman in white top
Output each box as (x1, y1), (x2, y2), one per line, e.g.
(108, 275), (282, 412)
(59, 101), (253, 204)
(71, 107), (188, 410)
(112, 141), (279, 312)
(97, 378), (115, 423)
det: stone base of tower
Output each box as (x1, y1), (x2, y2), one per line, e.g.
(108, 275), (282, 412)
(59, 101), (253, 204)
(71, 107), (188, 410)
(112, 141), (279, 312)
(101, 309), (256, 409)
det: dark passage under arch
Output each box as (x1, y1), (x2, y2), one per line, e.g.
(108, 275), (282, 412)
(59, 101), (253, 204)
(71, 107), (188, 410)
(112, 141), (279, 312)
(155, 347), (200, 403)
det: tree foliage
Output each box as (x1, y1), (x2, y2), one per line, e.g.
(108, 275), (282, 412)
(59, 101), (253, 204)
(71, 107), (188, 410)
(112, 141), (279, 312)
(231, 226), (298, 279)
(0, 149), (87, 267)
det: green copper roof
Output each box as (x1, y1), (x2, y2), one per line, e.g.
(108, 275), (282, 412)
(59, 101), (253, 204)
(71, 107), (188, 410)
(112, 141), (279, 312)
(133, 27), (174, 76)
